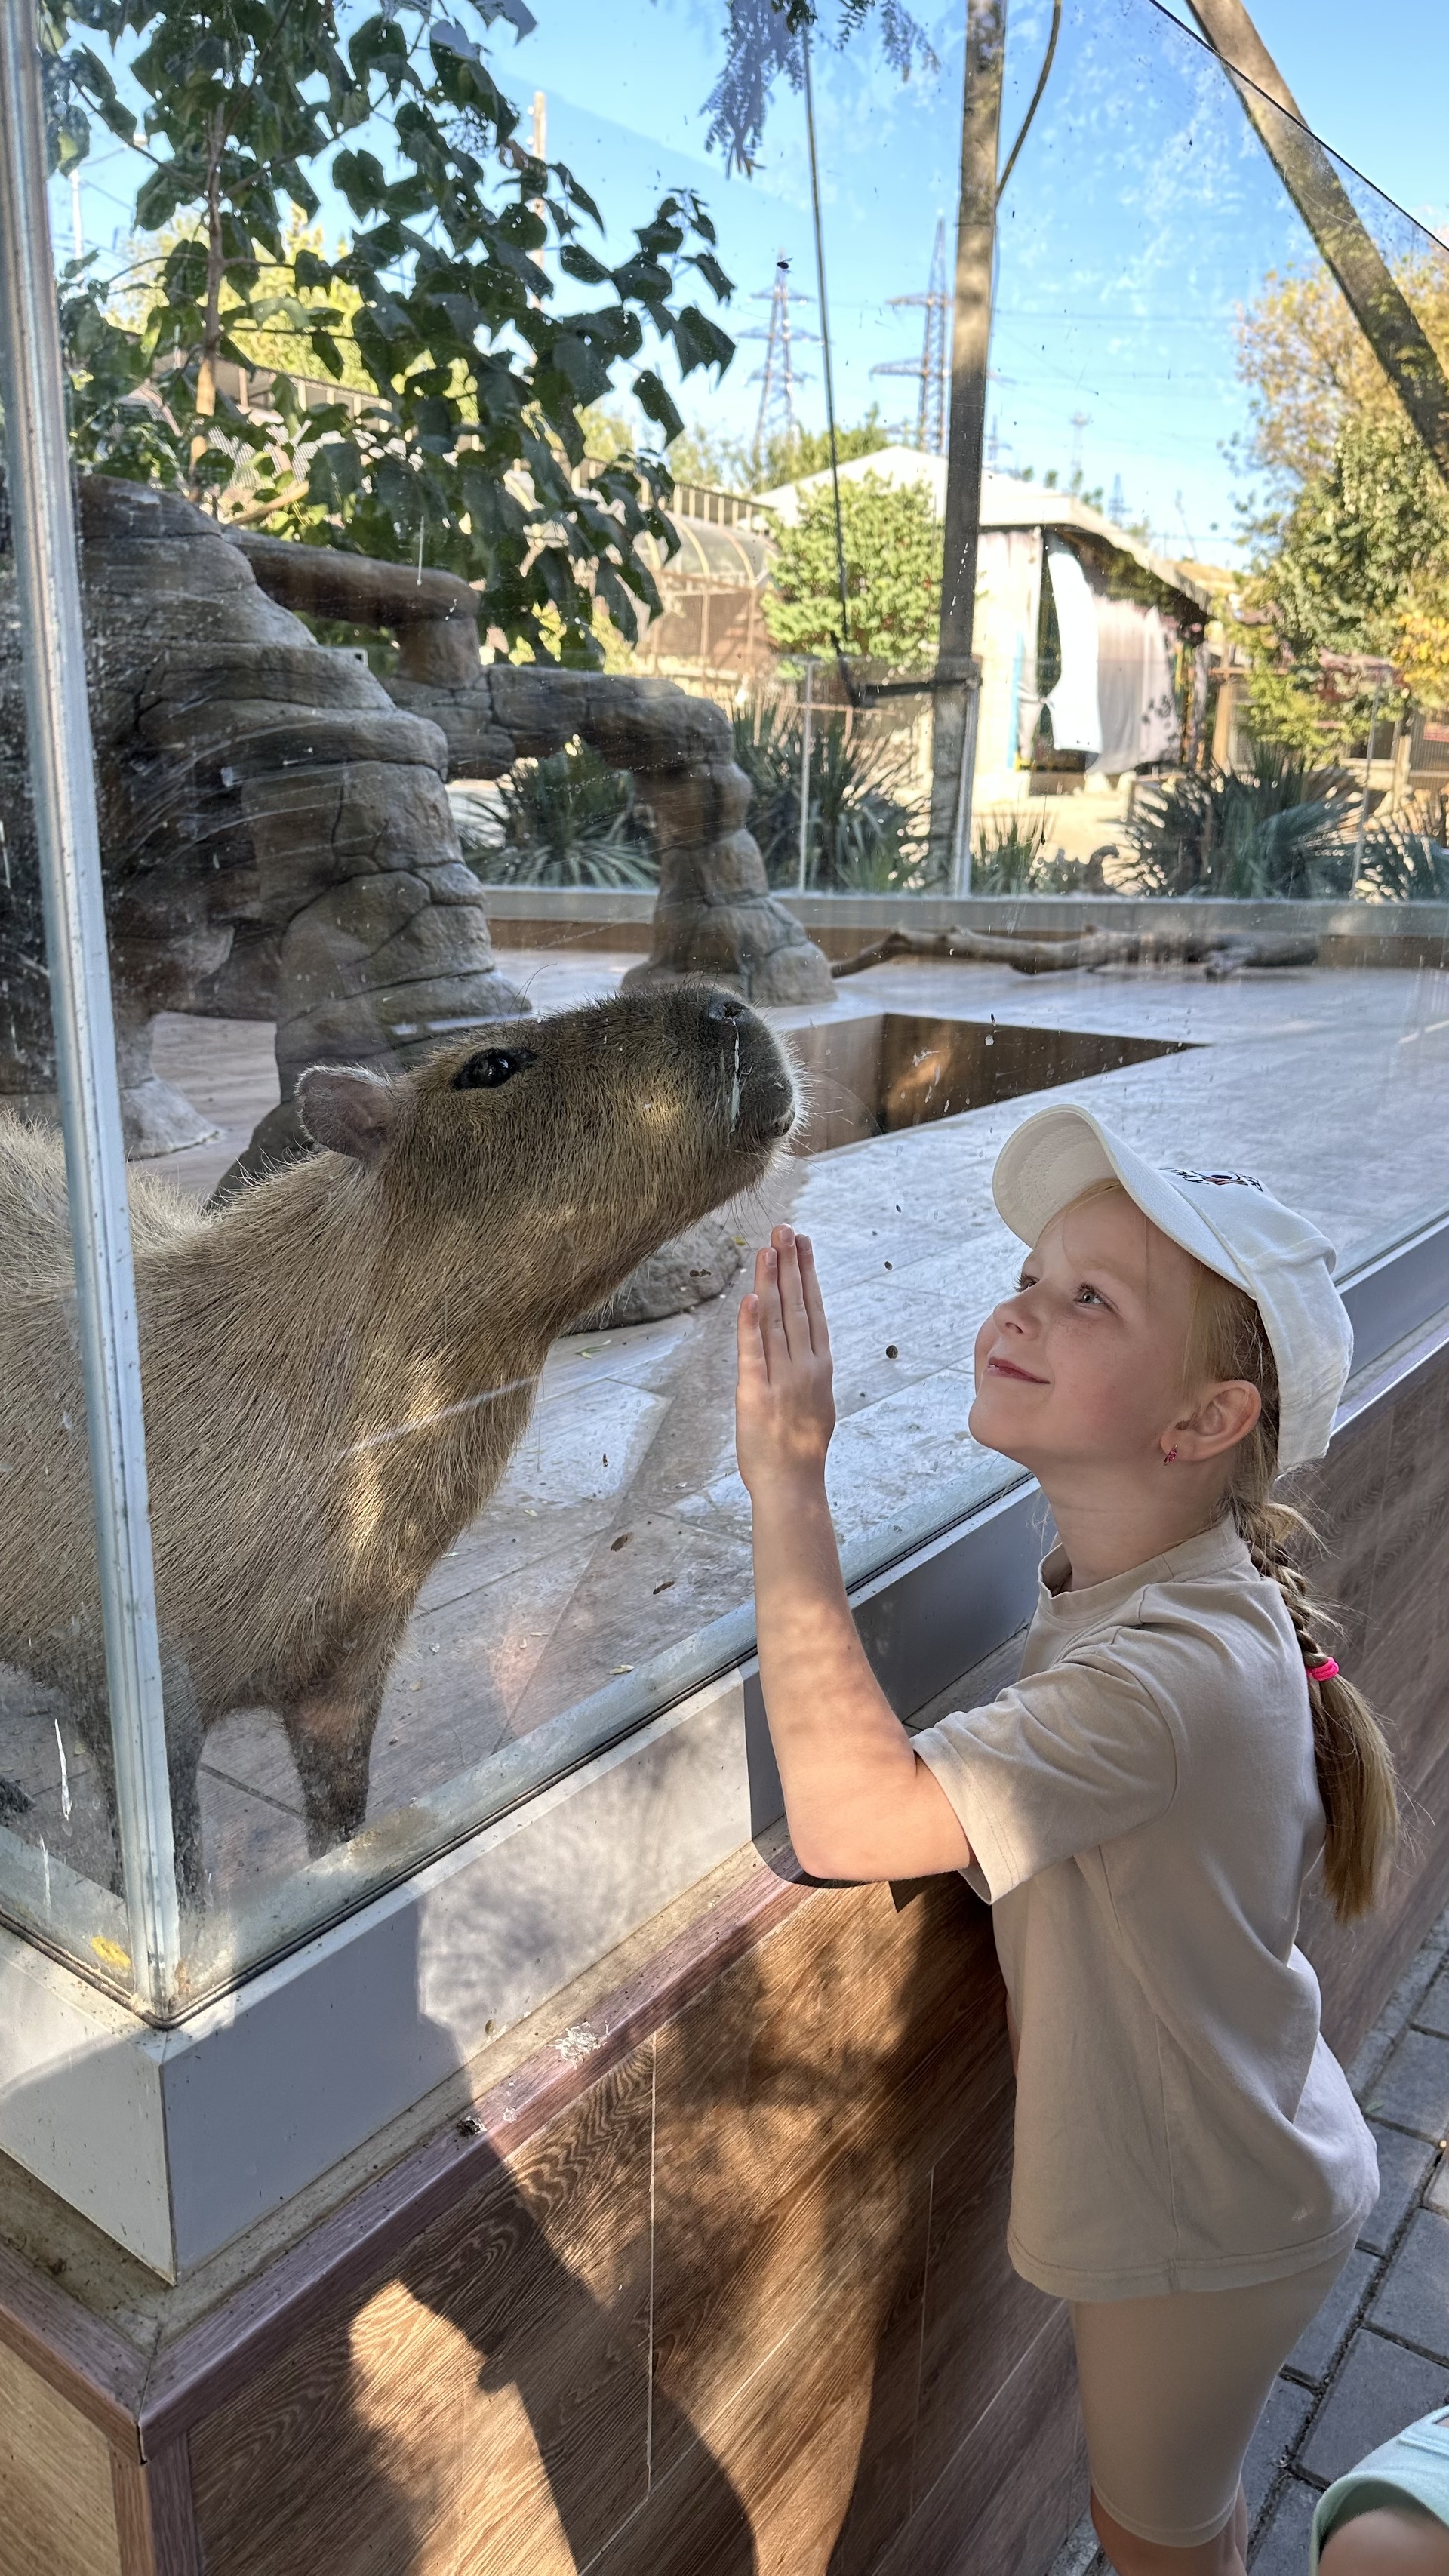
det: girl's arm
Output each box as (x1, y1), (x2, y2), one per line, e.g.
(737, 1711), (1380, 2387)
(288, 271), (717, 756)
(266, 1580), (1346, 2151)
(736, 1226), (972, 1882)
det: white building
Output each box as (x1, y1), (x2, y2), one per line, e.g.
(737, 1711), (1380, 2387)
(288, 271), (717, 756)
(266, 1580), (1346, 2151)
(756, 448), (1212, 802)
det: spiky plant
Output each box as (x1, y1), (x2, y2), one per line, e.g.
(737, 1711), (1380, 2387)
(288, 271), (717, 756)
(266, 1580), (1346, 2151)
(470, 741), (658, 889)
(731, 700), (932, 891)
(1123, 746), (1357, 899)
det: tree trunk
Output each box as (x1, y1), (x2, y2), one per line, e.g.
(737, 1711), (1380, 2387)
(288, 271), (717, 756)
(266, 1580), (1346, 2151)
(927, 0), (1008, 885)
(1186, 0), (1449, 485)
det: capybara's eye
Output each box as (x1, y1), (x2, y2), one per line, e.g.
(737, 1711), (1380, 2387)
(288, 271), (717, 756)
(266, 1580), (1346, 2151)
(453, 1048), (537, 1091)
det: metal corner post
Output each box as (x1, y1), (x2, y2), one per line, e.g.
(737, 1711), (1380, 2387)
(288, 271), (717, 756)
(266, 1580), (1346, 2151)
(0, 0), (180, 2009)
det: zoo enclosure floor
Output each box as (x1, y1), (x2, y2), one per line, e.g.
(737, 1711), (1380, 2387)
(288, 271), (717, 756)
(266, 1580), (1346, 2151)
(4, 949), (1447, 1925)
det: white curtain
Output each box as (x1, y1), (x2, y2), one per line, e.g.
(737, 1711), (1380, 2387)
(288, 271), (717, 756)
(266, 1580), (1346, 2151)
(1094, 597), (1180, 772)
(1042, 543), (1102, 757)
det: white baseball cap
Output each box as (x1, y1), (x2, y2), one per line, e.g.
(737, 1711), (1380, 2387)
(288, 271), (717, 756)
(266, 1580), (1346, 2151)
(991, 1103), (1353, 1469)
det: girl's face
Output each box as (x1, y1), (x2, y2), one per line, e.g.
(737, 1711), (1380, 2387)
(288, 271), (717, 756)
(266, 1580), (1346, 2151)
(971, 1187), (1206, 1474)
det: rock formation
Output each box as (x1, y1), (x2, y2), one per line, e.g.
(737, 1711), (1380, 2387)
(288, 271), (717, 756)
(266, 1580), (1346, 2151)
(0, 479), (526, 1159)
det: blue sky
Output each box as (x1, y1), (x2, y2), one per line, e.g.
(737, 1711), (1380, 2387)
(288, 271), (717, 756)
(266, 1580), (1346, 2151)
(54, 0), (1449, 563)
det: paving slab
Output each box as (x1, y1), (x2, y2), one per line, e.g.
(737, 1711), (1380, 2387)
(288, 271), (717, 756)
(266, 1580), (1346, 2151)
(1416, 1973), (1449, 2042)
(1367, 2209), (1449, 2366)
(1364, 2033), (1449, 2147)
(1359, 2128), (1441, 2257)
(1427, 2159), (1449, 2222)
(1245, 2375), (1318, 2517)
(1286, 2251), (1380, 2389)
(1250, 2476), (1320, 2576)
(1299, 2332), (1449, 2487)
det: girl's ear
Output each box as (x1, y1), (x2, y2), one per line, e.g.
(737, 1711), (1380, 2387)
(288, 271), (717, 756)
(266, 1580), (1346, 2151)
(296, 1065), (400, 1166)
(1175, 1378), (1263, 1461)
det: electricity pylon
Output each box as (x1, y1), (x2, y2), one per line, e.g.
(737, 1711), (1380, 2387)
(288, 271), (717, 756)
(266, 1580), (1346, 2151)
(738, 255), (817, 470)
(871, 214), (950, 454)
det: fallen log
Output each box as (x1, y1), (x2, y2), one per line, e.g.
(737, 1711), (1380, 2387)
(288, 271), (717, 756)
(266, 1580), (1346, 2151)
(830, 924), (1320, 979)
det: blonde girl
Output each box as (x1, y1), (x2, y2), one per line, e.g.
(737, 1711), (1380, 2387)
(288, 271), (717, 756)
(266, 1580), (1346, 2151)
(734, 1103), (1396, 2576)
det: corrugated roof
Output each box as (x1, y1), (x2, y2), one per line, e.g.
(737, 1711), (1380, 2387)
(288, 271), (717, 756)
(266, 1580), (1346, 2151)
(755, 447), (1212, 615)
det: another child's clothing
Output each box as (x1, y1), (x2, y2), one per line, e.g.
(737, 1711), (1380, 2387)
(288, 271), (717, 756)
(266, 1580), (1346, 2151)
(1072, 2250), (1346, 2547)
(1312, 2411), (1449, 2565)
(913, 1519), (1377, 2301)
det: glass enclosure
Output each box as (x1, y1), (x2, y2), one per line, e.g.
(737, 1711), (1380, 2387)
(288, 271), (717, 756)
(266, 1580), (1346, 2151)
(2, 0), (1449, 2016)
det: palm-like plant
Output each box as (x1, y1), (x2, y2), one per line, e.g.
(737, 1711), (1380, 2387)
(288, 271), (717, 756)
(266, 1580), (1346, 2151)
(465, 743), (659, 889)
(1356, 796), (1449, 901)
(1124, 746), (1357, 899)
(731, 701), (933, 892)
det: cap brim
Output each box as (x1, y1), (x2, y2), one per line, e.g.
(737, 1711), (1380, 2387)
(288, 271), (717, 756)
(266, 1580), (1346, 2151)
(992, 1104), (1254, 1294)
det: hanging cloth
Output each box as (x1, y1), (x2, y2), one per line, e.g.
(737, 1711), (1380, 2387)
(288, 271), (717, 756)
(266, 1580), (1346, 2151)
(1042, 543), (1102, 757)
(1094, 596), (1180, 771)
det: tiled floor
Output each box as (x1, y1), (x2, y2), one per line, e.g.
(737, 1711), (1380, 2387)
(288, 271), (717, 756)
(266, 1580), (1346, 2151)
(1048, 1905), (1449, 2575)
(5, 951), (1449, 1944)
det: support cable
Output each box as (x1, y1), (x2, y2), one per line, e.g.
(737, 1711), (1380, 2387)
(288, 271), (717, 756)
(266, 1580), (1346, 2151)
(995, 0), (1060, 205)
(801, 27), (851, 652)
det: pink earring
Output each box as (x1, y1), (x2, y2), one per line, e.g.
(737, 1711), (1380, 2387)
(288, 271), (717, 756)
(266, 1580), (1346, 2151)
(1164, 1446), (1178, 1465)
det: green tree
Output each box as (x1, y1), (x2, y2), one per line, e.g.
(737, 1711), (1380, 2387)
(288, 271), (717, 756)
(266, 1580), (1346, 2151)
(1235, 258), (1449, 737)
(1239, 411), (1449, 744)
(667, 402), (891, 495)
(763, 470), (940, 663)
(45, 0), (735, 663)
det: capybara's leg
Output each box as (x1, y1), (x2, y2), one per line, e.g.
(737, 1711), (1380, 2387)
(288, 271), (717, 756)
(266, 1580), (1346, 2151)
(160, 1652), (205, 1908)
(77, 1657), (206, 1907)
(280, 1625), (404, 1854)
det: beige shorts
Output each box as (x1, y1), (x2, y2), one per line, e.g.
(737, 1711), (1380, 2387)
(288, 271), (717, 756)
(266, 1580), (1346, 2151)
(1071, 2250), (1350, 2550)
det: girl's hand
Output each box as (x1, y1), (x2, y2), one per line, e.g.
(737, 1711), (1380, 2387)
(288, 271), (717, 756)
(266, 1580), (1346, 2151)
(736, 1226), (835, 1498)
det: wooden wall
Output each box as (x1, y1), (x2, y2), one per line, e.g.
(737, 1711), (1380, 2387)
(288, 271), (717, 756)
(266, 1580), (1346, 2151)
(1299, 1335), (1449, 2056)
(183, 1870), (1081, 2576)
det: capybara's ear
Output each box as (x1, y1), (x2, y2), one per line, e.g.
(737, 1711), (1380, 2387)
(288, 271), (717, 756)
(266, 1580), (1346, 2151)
(295, 1065), (400, 1166)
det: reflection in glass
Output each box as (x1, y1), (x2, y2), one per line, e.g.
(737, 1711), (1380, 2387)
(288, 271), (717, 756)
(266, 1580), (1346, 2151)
(0, 0), (1446, 2008)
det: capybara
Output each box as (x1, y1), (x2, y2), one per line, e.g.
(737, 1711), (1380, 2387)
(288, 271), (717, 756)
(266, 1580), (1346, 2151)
(0, 985), (795, 1901)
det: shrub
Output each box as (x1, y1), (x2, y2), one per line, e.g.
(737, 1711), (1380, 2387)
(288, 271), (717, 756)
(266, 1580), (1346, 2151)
(462, 742), (658, 889)
(1122, 746), (1357, 898)
(731, 701), (932, 892)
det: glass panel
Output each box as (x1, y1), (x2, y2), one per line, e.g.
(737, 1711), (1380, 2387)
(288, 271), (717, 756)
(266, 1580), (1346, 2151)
(1, 0), (1445, 2011)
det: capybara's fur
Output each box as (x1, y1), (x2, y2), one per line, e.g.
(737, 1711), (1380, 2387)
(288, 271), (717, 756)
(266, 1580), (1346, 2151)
(0, 986), (795, 1900)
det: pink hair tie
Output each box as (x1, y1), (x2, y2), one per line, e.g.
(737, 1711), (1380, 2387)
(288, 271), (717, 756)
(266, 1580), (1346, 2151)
(1306, 1657), (1340, 1682)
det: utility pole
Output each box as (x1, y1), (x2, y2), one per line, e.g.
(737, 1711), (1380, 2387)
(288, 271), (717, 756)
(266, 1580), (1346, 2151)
(1186, 0), (1449, 486)
(928, 0), (1008, 887)
(872, 214), (952, 454)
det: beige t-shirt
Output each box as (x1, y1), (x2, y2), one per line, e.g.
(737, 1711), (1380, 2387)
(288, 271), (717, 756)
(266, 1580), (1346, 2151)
(913, 1519), (1377, 2301)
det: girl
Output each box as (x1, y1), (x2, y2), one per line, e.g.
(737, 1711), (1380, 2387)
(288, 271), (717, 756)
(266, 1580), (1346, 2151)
(735, 1102), (1398, 2576)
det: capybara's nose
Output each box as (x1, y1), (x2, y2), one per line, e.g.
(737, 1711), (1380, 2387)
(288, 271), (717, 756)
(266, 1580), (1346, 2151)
(705, 988), (748, 1026)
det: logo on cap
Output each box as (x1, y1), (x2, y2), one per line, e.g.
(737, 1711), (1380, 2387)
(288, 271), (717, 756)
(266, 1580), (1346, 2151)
(1171, 1169), (1265, 1192)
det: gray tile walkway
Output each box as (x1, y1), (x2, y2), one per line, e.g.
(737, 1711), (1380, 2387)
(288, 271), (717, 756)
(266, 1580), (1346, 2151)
(1364, 2030), (1449, 2146)
(1048, 1904), (1449, 2576)
(1366, 2210), (1449, 2366)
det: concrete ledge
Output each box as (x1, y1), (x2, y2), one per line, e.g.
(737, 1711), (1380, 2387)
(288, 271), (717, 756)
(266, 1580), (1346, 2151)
(478, 885), (1449, 969)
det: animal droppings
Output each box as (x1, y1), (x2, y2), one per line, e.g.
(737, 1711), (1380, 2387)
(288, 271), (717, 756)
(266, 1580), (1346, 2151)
(653, 1578), (675, 1594)
(610, 1532), (632, 1551)
(884, 1260), (892, 1270)
(456, 2113), (482, 2138)
(612, 1663), (634, 1674)
(885, 1343), (900, 1359)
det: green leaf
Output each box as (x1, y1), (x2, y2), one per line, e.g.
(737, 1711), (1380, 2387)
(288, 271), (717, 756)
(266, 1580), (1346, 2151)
(634, 370), (685, 446)
(558, 243), (611, 287)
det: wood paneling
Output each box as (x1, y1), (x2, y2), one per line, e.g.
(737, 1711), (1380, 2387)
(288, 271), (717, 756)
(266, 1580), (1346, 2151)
(1300, 1342), (1449, 2056)
(875, 2304), (1087, 2576)
(189, 2046), (656, 2576)
(0, 2335), (123, 2576)
(111, 2443), (201, 2576)
(650, 1873), (986, 2475)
